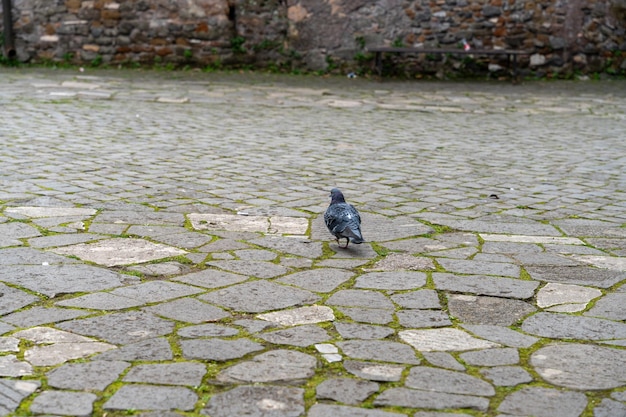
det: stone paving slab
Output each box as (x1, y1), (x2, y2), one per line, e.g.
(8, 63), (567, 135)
(1, 69), (626, 417)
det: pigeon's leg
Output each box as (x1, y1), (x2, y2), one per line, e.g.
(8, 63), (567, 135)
(342, 237), (350, 248)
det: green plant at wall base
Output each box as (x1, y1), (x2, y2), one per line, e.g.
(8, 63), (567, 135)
(231, 36), (246, 54)
(355, 36), (366, 49)
(90, 54), (103, 67)
(392, 37), (405, 47)
(183, 49), (193, 60)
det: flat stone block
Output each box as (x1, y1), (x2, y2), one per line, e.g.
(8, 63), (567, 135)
(497, 386), (587, 417)
(30, 391), (97, 417)
(326, 290), (394, 309)
(316, 378), (380, 405)
(531, 343), (626, 390)
(461, 324), (539, 348)
(343, 360), (405, 382)
(203, 385), (304, 417)
(24, 340), (116, 366)
(337, 340), (420, 364)
(522, 312), (626, 340)
(480, 366), (533, 386)
(250, 235), (324, 258)
(397, 309), (452, 328)
(257, 305), (335, 326)
(479, 234), (584, 245)
(53, 238), (187, 266)
(405, 366), (495, 396)
(56, 292), (145, 310)
(217, 350), (316, 383)
(277, 269), (353, 292)
(110, 281), (204, 303)
(368, 253), (436, 271)
(259, 325), (331, 347)
(309, 404), (402, 417)
(93, 337), (173, 361)
(334, 323), (395, 340)
(448, 294), (536, 326)
(459, 348), (519, 366)
(47, 360), (130, 390)
(434, 273), (538, 299)
(0, 355), (33, 377)
(0, 264), (127, 297)
(374, 388), (489, 411)
(57, 311), (176, 345)
(526, 265), (624, 288)
(207, 259), (288, 278)
(436, 258), (520, 277)
(422, 351), (465, 371)
(189, 213), (308, 235)
(123, 362), (206, 386)
(400, 328), (500, 352)
(585, 292), (626, 320)
(338, 307), (394, 324)
(143, 298), (230, 324)
(103, 385), (197, 411)
(537, 282), (602, 308)
(0, 283), (40, 315)
(180, 338), (264, 361)
(2, 307), (87, 327)
(355, 271), (427, 290)
(0, 222), (41, 239)
(571, 255), (626, 271)
(178, 323), (239, 338)
(391, 290), (441, 309)
(0, 380), (40, 415)
(173, 269), (249, 289)
(94, 210), (185, 226)
(199, 280), (320, 313)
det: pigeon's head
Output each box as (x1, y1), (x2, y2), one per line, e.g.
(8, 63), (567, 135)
(329, 188), (346, 203)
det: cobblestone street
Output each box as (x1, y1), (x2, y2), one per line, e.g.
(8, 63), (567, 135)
(1, 68), (626, 417)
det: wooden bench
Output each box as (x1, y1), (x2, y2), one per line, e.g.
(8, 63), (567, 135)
(367, 46), (531, 82)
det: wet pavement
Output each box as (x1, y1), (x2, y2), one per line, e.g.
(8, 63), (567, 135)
(1, 67), (626, 417)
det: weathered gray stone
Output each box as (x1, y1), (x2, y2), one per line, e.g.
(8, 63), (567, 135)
(94, 210), (185, 226)
(56, 292), (146, 310)
(480, 234), (584, 245)
(127, 261), (190, 276)
(397, 309), (452, 328)
(0, 379), (40, 415)
(217, 350), (316, 383)
(2, 307), (87, 327)
(233, 319), (276, 333)
(526, 266), (625, 288)
(234, 248), (277, 261)
(203, 385), (304, 417)
(277, 268), (353, 292)
(436, 258), (520, 277)
(0, 355), (33, 377)
(259, 325), (331, 347)
(585, 292), (626, 320)
(343, 360), (405, 382)
(249, 236), (324, 258)
(28, 233), (105, 248)
(368, 253), (436, 271)
(257, 305), (335, 326)
(458, 348), (519, 366)
(374, 388), (489, 411)
(151, 231), (214, 249)
(0, 338), (19, 352)
(57, 311), (176, 344)
(338, 307), (394, 324)
(461, 324), (539, 348)
(497, 386), (587, 417)
(537, 282), (602, 311)
(531, 343), (626, 389)
(400, 328), (500, 352)
(308, 404), (403, 417)
(334, 323), (395, 340)
(180, 338), (264, 361)
(354, 271), (427, 290)
(110, 281), (204, 303)
(123, 363), (206, 386)
(522, 312), (626, 340)
(421, 352), (465, 371)
(433, 273), (538, 299)
(336, 340), (420, 364)
(173, 269), (249, 288)
(414, 413), (472, 417)
(5, 206), (96, 218)
(52, 238), (187, 266)
(480, 366), (533, 386)
(594, 398), (626, 417)
(199, 280), (320, 313)
(316, 378), (379, 404)
(0, 222), (41, 241)
(448, 295), (536, 325)
(30, 391), (97, 417)
(0, 283), (40, 315)
(0, 264), (128, 297)
(143, 298), (229, 324)
(326, 290), (394, 309)
(0, 247), (79, 265)
(93, 338), (173, 361)
(391, 290), (441, 309)
(47, 361), (130, 390)
(103, 385), (197, 411)
(24, 340), (115, 366)
(177, 323), (239, 338)
(405, 366), (495, 396)
(206, 260), (288, 278)
(431, 219), (559, 236)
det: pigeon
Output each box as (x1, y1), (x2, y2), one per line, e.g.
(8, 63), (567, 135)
(324, 188), (364, 248)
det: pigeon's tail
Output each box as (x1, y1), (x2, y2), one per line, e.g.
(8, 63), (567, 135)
(343, 227), (364, 244)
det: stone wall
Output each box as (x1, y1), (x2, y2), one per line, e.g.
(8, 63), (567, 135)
(1, 0), (625, 76)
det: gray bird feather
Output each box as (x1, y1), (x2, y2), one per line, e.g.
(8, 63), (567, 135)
(324, 188), (364, 248)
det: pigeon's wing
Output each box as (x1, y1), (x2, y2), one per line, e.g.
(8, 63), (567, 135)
(324, 204), (347, 236)
(349, 204), (361, 225)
